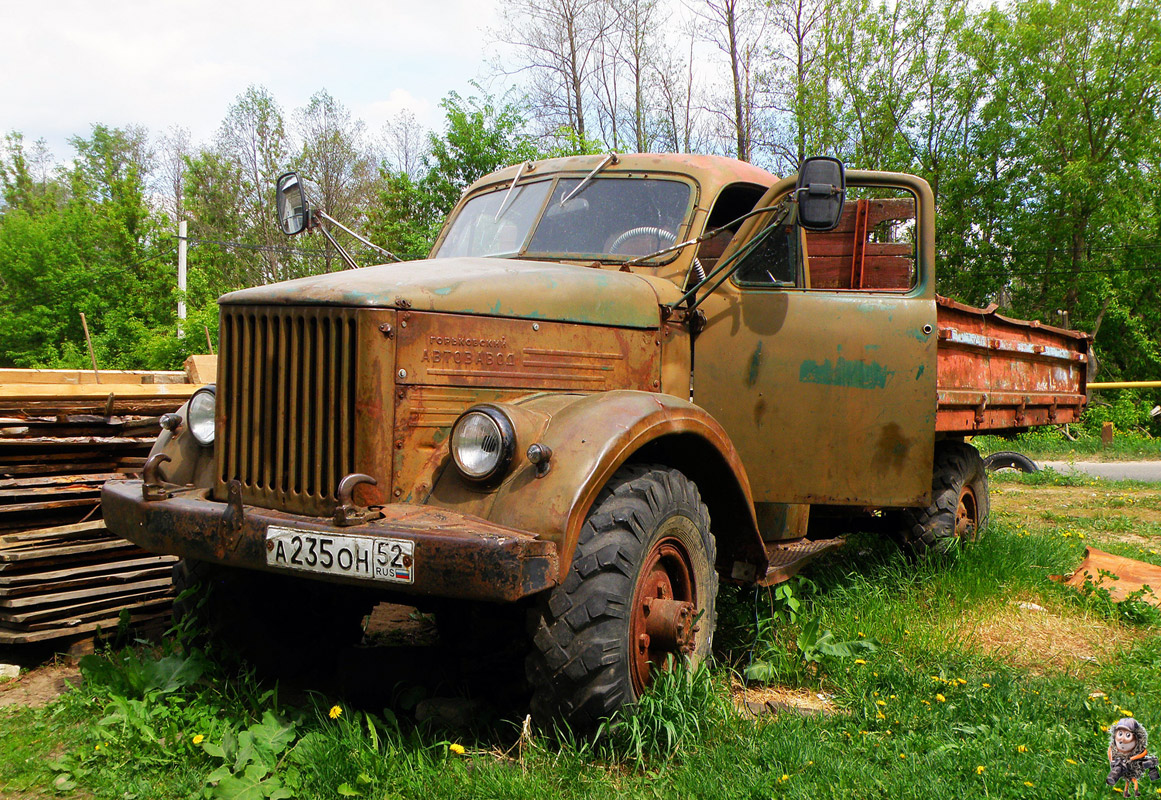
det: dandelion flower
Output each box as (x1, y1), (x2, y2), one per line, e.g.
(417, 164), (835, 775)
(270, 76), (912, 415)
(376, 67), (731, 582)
(1017, 745), (1028, 753)
(858, 632), (865, 638)
(900, 753), (906, 759)
(876, 712), (886, 720)
(956, 678), (967, 685)
(877, 700), (887, 707)
(1066, 759), (1077, 765)
(780, 774), (789, 782)
(983, 683), (991, 688)
(1124, 710), (1134, 717)
(976, 766), (985, 775)
(94, 744), (101, 752)
(854, 659), (867, 665)
(1024, 781), (1034, 788)
(936, 694), (946, 703)
(192, 734), (205, 745)
(449, 743), (466, 755)
(328, 705), (343, 719)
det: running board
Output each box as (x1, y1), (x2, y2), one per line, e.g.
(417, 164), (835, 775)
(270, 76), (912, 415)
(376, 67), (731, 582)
(758, 537), (846, 586)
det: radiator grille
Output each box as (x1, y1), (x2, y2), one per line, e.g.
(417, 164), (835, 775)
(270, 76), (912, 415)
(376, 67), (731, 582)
(216, 306), (358, 516)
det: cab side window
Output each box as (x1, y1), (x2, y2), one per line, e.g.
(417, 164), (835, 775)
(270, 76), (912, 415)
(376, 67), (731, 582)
(804, 189), (917, 291)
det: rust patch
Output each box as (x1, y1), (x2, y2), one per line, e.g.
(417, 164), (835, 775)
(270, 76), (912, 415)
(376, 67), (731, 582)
(1057, 548), (1161, 607)
(395, 312), (660, 391)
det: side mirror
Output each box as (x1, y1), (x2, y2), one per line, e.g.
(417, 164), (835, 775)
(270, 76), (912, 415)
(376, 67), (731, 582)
(276, 172), (312, 236)
(794, 157), (845, 232)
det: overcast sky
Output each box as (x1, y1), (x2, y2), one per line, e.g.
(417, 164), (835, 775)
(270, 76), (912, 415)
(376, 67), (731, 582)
(1, 0), (502, 161)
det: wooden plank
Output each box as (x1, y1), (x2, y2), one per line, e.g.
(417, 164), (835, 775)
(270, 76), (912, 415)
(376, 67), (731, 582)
(0, 485), (102, 500)
(0, 565), (173, 598)
(0, 498), (98, 517)
(0, 384), (199, 402)
(0, 577), (174, 608)
(0, 538), (137, 564)
(0, 554), (176, 586)
(0, 436), (156, 446)
(0, 520), (106, 544)
(1, 589), (171, 624)
(0, 473), (119, 489)
(0, 606), (171, 643)
(2, 590), (173, 627)
(0, 369), (187, 386)
(0, 450), (108, 464)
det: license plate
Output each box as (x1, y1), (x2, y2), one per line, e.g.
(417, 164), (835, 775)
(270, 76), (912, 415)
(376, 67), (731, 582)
(265, 526), (414, 584)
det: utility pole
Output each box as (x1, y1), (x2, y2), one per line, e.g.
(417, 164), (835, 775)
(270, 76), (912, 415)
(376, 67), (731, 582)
(177, 220), (187, 338)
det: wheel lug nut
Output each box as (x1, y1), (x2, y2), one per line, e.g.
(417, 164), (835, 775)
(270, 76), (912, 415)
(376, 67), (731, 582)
(638, 634), (650, 651)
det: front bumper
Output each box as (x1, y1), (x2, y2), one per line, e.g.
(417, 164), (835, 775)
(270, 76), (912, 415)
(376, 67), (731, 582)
(101, 480), (559, 602)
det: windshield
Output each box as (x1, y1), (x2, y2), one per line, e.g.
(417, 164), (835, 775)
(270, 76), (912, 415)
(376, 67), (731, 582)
(434, 176), (693, 261)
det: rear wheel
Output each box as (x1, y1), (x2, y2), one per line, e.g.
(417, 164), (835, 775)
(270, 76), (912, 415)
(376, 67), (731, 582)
(526, 464), (717, 731)
(899, 442), (990, 557)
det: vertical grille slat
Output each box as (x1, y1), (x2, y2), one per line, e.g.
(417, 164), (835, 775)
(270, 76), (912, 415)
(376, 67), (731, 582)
(216, 306), (360, 515)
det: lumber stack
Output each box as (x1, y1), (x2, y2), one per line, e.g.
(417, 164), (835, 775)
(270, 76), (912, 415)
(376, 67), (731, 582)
(0, 364), (211, 645)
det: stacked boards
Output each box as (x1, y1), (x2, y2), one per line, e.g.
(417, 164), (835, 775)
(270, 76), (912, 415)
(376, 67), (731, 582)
(0, 366), (207, 645)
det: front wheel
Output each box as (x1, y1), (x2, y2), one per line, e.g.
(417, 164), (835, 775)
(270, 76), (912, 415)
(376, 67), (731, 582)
(899, 441), (990, 557)
(526, 464), (717, 731)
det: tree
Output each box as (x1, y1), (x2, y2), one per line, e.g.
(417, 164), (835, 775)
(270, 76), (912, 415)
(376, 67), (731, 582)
(294, 90), (376, 271)
(217, 86), (291, 283)
(492, 0), (616, 143)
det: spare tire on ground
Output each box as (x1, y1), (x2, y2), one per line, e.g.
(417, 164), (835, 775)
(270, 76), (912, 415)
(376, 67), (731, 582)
(983, 451), (1039, 474)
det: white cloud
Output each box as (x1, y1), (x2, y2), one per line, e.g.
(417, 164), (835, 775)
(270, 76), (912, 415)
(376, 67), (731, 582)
(0, 0), (500, 159)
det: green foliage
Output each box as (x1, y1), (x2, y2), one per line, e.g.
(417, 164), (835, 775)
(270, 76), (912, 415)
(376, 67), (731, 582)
(595, 659), (728, 766)
(422, 88), (541, 217)
(1072, 568), (1161, 627)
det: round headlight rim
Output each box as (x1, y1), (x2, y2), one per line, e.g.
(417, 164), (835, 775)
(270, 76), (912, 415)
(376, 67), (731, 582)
(187, 385), (217, 447)
(450, 405), (517, 484)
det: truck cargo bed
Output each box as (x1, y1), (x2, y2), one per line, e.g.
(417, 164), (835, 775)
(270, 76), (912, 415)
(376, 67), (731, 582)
(935, 296), (1089, 433)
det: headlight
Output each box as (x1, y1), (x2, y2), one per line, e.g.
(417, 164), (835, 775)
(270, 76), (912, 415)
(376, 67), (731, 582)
(450, 406), (515, 482)
(187, 386), (216, 446)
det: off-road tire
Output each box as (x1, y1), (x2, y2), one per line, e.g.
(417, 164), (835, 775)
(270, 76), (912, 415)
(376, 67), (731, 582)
(899, 441), (990, 557)
(983, 450), (1039, 474)
(526, 464), (717, 731)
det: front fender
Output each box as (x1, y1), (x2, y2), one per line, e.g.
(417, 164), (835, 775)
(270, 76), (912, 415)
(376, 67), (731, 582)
(428, 390), (768, 582)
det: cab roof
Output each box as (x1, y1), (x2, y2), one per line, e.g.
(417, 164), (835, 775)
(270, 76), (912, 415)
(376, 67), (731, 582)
(465, 153), (779, 196)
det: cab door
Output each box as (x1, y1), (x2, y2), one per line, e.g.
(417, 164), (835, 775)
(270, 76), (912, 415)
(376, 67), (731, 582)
(691, 173), (938, 507)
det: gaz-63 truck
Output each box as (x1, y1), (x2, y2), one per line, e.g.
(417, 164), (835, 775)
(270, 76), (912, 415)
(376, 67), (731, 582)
(102, 154), (1089, 728)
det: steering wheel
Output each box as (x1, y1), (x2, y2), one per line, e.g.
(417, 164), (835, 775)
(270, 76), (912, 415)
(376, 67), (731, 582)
(610, 226), (677, 254)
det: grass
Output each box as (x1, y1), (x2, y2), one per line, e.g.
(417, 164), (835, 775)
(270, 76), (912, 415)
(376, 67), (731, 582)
(2, 476), (1160, 799)
(974, 427), (1161, 462)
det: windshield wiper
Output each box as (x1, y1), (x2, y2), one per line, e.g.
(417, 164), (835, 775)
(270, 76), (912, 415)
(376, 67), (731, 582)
(559, 153), (619, 207)
(494, 161), (534, 221)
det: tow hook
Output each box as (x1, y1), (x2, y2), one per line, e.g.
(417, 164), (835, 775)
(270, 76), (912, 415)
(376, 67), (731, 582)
(141, 453), (173, 501)
(334, 473), (383, 527)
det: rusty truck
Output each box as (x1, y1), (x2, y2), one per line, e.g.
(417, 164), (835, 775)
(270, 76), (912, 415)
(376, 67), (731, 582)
(102, 154), (1090, 728)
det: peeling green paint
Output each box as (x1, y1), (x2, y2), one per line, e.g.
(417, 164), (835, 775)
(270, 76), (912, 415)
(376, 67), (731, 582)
(915, 364), (925, 380)
(799, 357), (894, 390)
(746, 342), (763, 387)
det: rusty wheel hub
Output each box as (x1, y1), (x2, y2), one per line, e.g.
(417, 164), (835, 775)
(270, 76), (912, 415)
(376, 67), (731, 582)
(629, 536), (698, 695)
(954, 485), (979, 541)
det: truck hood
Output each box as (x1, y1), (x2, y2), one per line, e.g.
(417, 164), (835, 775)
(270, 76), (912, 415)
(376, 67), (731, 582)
(219, 256), (680, 329)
